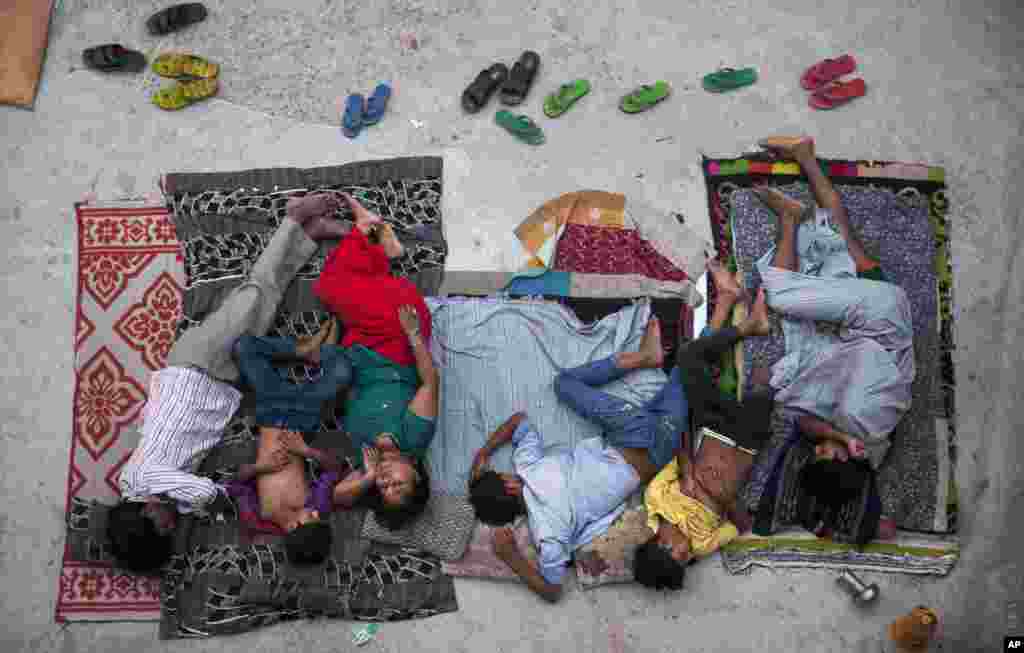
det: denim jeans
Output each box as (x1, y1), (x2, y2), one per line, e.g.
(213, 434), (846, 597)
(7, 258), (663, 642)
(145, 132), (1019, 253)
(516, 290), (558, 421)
(233, 335), (353, 432)
(553, 356), (687, 470)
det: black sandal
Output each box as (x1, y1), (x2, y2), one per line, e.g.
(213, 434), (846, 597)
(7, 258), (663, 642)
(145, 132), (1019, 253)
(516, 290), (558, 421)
(461, 63), (509, 113)
(146, 3), (209, 36)
(500, 50), (540, 106)
(81, 44), (146, 73)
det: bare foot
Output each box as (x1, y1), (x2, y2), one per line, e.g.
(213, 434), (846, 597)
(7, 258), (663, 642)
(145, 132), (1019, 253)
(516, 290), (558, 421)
(638, 317), (664, 368)
(754, 187), (806, 223)
(295, 317), (339, 363)
(286, 193), (339, 225)
(341, 192), (383, 234)
(303, 215), (349, 241)
(758, 135), (815, 162)
(707, 258), (745, 300)
(741, 288), (771, 337)
(376, 223), (405, 259)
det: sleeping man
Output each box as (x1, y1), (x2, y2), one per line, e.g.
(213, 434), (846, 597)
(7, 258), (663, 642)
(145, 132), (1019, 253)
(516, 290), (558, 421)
(110, 193), (346, 573)
(752, 135), (914, 539)
(464, 304), (770, 602)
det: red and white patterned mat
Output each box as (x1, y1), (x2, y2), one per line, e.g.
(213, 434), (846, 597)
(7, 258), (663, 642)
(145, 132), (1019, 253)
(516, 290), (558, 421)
(57, 202), (182, 622)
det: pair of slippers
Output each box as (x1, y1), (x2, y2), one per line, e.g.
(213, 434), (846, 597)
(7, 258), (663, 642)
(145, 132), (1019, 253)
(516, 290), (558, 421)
(84, 4), (209, 69)
(800, 55), (866, 110)
(462, 51), (541, 113)
(150, 53), (220, 110)
(342, 84), (392, 138)
(493, 76), (592, 145)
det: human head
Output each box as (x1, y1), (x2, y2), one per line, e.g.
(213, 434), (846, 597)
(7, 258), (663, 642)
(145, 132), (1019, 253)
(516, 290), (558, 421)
(369, 457), (431, 531)
(799, 458), (870, 508)
(634, 524), (687, 591)
(468, 470), (525, 526)
(106, 501), (175, 573)
(284, 519), (332, 565)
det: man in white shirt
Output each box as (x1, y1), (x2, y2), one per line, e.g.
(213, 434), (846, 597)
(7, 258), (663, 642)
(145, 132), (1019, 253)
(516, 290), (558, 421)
(108, 193), (347, 572)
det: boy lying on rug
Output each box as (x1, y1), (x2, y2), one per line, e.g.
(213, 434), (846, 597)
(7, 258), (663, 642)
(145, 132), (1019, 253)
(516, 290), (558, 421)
(632, 271), (774, 589)
(464, 303), (768, 602)
(751, 135), (912, 540)
(222, 321), (356, 564)
(314, 194), (439, 531)
(109, 193), (348, 573)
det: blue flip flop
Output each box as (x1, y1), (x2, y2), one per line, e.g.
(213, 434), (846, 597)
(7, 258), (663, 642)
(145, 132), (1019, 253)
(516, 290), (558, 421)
(363, 83), (391, 126)
(342, 93), (365, 138)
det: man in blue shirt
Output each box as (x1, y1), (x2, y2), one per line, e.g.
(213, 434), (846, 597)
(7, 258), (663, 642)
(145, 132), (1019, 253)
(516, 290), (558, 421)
(467, 297), (772, 601)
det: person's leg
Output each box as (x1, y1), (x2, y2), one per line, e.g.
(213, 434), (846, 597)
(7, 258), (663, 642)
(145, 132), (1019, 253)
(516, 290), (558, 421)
(762, 137), (875, 272)
(166, 196), (345, 382)
(677, 286), (771, 431)
(753, 188), (803, 273)
(553, 318), (663, 432)
(300, 344), (353, 404)
(233, 335), (303, 401)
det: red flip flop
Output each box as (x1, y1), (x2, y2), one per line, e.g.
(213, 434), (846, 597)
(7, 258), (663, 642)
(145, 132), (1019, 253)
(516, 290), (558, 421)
(809, 78), (866, 110)
(800, 54), (857, 91)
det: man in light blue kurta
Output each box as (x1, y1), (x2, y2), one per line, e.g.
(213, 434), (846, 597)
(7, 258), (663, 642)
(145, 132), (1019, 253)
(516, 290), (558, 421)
(752, 136), (915, 471)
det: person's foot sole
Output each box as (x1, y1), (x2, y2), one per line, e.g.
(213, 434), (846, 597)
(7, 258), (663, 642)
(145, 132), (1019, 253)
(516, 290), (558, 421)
(758, 135), (815, 161)
(639, 317), (664, 368)
(754, 187), (806, 223)
(303, 215), (349, 241)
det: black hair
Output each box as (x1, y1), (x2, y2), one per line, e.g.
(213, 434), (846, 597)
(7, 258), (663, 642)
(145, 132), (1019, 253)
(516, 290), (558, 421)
(106, 502), (174, 573)
(633, 537), (686, 590)
(362, 458), (432, 531)
(799, 458), (871, 508)
(468, 470), (523, 526)
(284, 521), (333, 565)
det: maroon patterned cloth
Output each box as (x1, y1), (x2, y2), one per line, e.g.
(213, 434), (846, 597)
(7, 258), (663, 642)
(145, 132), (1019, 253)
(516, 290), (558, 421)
(553, 224), (689, 282)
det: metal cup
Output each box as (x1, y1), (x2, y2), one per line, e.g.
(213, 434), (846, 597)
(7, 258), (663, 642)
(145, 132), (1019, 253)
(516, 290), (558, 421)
(835, 569), (880, 605)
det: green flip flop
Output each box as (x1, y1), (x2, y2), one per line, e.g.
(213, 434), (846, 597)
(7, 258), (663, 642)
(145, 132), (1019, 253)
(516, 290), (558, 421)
(495, 110), (545, 145)
(543, 79), (591, 118)
(619, 80), (671, 114)
(702, 67), (758, 93)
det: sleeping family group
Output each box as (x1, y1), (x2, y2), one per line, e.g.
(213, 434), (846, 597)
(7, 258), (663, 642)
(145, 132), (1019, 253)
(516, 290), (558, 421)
(110, 135), (909, 601)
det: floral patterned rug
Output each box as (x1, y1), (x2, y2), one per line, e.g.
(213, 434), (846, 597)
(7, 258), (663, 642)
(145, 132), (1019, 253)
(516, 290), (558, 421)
(58, 200), (182, 621)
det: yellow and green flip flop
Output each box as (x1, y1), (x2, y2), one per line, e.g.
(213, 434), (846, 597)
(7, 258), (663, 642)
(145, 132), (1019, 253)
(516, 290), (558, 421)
(152, 53), (219, 79)
(152, 78), (218, 110)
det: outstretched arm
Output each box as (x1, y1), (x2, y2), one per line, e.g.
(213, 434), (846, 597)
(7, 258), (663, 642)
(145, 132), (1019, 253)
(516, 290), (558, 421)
(469, 412), (528, 483)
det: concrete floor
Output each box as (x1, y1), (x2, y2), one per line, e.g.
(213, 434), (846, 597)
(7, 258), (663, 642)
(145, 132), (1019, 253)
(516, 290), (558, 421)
(2, 0), (1022, 651)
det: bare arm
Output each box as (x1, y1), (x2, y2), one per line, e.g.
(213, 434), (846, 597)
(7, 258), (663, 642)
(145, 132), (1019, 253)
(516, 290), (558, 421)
(797, 414), (851, 446)
(332, 446), (380, 508)
(493, 528), (561, 603)
(469, 412), (527, 483)
(400, 305), (439, 419)
(278, 431), (346, 473)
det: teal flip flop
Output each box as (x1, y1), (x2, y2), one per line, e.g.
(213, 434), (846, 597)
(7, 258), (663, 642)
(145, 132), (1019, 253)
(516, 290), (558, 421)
(495, 110), (545, 145)
(702, 67), (758, 93)
(619, 81), (671, 114)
